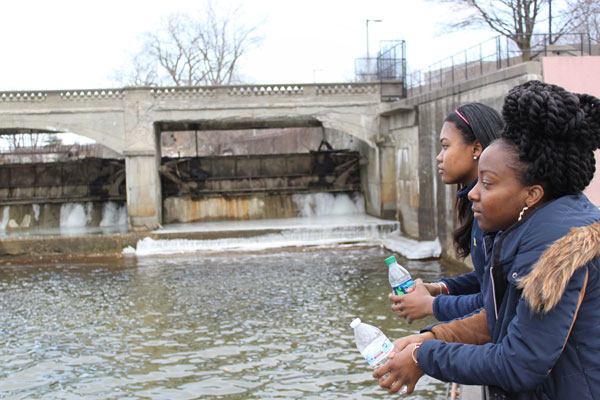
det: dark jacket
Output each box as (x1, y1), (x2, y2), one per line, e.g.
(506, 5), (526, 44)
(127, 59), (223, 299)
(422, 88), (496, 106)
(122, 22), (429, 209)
(418, 194), (600, 399)
(435, 179), (485, 321)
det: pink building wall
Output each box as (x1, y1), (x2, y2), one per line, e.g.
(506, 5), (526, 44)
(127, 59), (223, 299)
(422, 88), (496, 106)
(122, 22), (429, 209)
(542, 57), (600, 206)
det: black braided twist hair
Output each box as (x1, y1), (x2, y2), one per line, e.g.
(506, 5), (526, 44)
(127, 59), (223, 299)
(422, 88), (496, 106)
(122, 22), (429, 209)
(501, 80), (600, 198)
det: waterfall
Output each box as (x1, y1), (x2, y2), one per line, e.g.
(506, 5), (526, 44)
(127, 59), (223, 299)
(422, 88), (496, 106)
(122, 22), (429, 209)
(60, 202), (93, 228)
(0, 206), (9, 231)
(122, 192), (406, 257)
(100, 202), (128, 228)
(124, 216), (399, 256)
(292, 193), (365, 217)
(32, 204), (40, 221)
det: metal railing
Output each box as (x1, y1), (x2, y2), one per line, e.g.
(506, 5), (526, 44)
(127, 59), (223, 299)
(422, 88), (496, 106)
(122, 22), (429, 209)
(406, 33), (595, 97)
(355, 41), (406, 81)
(355, 40), (407, 101)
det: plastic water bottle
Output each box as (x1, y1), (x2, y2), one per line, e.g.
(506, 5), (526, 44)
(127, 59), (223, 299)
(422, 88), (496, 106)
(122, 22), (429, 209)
(386, 255), (415, 295)
(350, 318), (394, 369)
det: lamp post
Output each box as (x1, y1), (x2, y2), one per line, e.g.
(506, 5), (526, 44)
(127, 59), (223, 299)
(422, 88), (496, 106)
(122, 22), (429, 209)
(366, 19), (382, 80)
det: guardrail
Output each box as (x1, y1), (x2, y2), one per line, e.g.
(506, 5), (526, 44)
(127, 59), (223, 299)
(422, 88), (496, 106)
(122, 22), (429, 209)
(0, 82), (383, 105)
(406, 33), (596, 97)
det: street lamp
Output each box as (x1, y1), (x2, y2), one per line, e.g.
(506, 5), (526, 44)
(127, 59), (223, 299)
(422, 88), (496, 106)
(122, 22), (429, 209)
(366, 19), (382, 79)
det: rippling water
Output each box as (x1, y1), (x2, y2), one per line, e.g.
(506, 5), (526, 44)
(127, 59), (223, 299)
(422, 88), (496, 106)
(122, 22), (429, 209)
(0, 246), (468, 399)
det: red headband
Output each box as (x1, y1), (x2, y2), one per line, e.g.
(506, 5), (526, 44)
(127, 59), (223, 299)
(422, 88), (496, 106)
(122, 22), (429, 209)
(455, 109), (470, 126)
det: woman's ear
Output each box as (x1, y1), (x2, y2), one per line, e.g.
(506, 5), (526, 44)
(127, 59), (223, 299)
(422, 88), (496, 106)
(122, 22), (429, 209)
(525, 184), (545, 207)
(472, 141), (483, 159)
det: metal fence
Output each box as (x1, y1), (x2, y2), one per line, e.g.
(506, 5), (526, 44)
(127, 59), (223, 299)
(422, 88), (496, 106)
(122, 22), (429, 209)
(355, 40), (406, 82)
(354, 40), (407, 101)
(406, 33), (596, 97)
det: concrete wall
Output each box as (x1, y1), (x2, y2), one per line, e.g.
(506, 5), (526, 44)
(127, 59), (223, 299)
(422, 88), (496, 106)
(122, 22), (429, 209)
(378, 62), (543, 256)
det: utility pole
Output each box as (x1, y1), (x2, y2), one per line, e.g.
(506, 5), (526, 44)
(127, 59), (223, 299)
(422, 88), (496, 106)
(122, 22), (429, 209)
(548, 0), (552, 44)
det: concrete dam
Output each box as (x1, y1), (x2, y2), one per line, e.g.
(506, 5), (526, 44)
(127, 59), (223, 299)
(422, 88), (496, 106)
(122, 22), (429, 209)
(0, 146), (361, 230)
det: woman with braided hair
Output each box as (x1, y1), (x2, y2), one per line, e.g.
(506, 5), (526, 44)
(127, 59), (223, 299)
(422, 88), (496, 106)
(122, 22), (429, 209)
(374, 81), (600, 399)
(391, 103), (503, 324)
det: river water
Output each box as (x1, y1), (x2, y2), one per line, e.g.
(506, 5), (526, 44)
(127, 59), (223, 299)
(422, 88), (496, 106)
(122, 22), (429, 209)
(0, 245), (468, 399)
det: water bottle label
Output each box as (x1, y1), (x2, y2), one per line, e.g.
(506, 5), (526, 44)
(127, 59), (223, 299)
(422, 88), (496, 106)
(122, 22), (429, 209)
(392, 279), (415, 295)
(364, 337), (393, 367)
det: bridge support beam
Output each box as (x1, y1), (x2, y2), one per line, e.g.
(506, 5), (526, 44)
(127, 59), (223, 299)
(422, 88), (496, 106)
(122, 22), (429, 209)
(124, 150), (162, 230)
(123, 88), (162, 231)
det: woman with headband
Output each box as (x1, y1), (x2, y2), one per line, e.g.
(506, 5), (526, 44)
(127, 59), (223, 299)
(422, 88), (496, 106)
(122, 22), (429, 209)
(390, 103), (503, 323)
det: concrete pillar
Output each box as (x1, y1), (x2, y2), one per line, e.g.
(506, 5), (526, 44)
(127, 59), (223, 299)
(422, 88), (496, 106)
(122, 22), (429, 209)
(417, 103), (438, 241)
(362, 144), (382, 217)
(379, 142), (397, 220)
(124, 150), (162, 230)
(382, 107), (420, 237)
(123, 89), (162, 231)
(316, 110), (382, 217)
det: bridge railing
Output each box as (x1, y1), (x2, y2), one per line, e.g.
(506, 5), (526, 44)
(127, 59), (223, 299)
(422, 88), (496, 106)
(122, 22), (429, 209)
(150, 83), (380, 98)
(0, 89), (125, 103)
(0, 83), (383, 105)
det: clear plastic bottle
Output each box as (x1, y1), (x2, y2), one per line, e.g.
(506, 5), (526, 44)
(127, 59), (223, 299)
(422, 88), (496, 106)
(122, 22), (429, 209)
(350, 318), (393, 369)
(386, 255), (415, 295)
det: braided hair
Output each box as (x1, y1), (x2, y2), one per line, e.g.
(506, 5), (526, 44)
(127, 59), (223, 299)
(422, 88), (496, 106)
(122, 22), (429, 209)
(501, 81), (600, 199)
(446, 103), (503, 259)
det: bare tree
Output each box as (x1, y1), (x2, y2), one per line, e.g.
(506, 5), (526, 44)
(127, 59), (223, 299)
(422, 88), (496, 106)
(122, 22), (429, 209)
(564, 0), (600, 42)
(119, 1), (262, 87)
(0, 132), (49, 151)
(431, 0), (573, 60)
(113, 51), (158, 87)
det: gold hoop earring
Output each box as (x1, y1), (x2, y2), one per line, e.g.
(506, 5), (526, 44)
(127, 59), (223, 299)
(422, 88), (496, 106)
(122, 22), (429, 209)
(518, 206), (529, 221)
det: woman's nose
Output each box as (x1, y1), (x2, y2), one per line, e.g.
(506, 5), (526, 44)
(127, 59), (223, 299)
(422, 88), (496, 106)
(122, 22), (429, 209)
(468, 184), (479, 201)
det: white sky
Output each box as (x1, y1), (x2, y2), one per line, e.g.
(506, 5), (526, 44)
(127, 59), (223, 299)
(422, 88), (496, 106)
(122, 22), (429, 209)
(0, 0), (498, 91)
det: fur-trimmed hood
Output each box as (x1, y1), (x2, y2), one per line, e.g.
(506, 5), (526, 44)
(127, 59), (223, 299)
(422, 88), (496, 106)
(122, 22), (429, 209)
(518, 221), (600, 314)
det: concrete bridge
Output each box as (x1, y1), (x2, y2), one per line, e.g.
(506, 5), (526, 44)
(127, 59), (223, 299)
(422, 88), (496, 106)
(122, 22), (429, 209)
(0, 81), (403, 230)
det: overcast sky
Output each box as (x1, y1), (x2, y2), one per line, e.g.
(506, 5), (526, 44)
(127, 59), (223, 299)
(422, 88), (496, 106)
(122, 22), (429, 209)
(0, 0), (496, 91)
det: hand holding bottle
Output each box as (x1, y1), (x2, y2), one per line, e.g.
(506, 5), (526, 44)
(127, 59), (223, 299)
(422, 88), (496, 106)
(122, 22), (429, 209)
(386, 255), (415, 295)
(350, 318), (393, 369)
(373, 341), (425, 395)
(390, 279), (435, 323)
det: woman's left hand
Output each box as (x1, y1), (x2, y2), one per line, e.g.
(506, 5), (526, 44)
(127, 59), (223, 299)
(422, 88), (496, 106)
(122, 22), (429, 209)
(390, 279), (435, 323)
(372, 342), (425, 395)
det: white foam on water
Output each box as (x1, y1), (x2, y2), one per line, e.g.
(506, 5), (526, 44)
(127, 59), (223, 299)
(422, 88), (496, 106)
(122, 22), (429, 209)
(127, 223), (392, 257)
(126, 223), (441, 259)
(132, 193), (378, 256)
(120, 192), (440, 259)
(382, 233), (442, 260)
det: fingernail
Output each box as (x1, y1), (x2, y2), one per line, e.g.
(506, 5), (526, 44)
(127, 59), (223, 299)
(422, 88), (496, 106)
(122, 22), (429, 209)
(399, 385), (408, 395)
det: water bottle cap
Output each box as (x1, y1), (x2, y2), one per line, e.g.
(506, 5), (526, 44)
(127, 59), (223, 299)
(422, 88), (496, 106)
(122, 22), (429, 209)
(350, 318), (361, 329)
(385, 255), (397, 266)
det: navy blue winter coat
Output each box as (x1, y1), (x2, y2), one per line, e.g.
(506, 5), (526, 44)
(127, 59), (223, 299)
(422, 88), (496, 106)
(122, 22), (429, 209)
(418, 194), (600, 399)
(435, 179), (485, 321)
